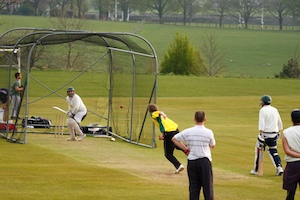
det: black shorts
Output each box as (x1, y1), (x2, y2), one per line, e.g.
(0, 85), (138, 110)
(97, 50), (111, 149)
(0, 88), (9, 104)
(283, 161), (300, 191)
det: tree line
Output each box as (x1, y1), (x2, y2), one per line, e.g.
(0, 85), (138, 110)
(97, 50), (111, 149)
(1, 0), (300, 30)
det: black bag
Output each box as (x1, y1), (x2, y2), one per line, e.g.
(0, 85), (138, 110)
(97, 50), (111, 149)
(80, 126), (107, 135)
(22, 116), (52, 128)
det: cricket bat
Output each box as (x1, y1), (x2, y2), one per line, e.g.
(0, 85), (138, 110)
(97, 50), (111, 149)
(52, 106), (67, 114)
(257, 144), (264, 176)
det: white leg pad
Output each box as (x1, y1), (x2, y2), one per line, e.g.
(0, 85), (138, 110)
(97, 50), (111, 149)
(67, 118), (83, 137)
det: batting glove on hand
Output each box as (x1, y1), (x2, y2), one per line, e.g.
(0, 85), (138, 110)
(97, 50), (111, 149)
(66, 111), (73, 117)
(184, 148), (190, 155)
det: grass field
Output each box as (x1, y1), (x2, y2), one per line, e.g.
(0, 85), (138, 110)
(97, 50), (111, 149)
(0, 15), (300, 78)
(1, 95), (298, 200)
(1, 71), (300, 199)
(0, 15), (300, 199)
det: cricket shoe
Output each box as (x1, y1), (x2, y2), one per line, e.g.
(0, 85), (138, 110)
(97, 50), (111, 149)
(174, 164), (185, 174)
(276, 166), (284, 176)
(66, 137), (77, 141)
(78, 134), (86, 141)
(250, 170), (258, 175)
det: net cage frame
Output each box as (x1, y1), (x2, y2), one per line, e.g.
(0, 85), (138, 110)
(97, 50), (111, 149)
(0, 27), (158, 148)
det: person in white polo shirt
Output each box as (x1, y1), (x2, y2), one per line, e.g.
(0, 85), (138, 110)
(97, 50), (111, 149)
(172, 110), (216, 200)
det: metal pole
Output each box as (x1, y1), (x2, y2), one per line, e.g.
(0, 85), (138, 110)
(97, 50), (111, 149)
(114, 0), (118, 21)
(261, 1), (264, 29)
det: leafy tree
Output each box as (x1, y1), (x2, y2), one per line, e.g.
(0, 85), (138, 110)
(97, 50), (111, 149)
(160, 32), (205, 75)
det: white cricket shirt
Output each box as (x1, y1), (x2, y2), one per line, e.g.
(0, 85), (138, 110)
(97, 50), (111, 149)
(259, 105), (283, 138)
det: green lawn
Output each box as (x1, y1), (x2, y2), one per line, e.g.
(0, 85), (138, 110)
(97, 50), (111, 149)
(1, 72), (299, 199)
(0, 15), (299, 78)
(1, 94), (296, 200)
(0, 15), (299, 199)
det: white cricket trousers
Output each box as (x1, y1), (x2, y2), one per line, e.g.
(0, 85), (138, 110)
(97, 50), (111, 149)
(67, 118), (84, 139)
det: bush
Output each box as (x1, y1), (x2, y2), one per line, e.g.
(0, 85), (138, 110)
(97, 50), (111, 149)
(275, 57), (300, 78)
(160, 32), (204, 76)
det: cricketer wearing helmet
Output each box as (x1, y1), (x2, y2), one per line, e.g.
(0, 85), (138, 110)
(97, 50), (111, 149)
(251, 94), (284, 176)
(66, 87), (87, 141)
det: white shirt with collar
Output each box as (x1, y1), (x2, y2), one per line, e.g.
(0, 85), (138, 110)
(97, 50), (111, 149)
(259, 105), (283, 138)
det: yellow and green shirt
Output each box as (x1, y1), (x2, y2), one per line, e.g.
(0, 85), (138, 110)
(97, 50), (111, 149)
(150, 111), (178, 133)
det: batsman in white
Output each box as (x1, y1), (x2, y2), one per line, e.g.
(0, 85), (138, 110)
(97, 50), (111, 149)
(250, 94), (284, 176)
(65, 87), (87, 141)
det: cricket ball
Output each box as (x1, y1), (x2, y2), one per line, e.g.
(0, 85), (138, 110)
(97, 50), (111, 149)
(111, 137), (116, 141)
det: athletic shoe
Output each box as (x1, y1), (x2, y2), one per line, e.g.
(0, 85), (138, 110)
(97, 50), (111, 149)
(174, 164), (184, 174)
(78, 134), (86, 141)
(276, 166), (284, 176)
(250, 170), (258, 175)
(66, 137), (77, 141)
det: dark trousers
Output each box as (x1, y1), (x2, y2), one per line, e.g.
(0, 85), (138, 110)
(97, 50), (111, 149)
(283, 161), (300, 200)
(188, 158), (214, 200)
(164, 130), (181, 169)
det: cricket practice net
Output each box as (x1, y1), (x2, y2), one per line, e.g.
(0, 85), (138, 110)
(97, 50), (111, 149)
(0, 28), (158, 148)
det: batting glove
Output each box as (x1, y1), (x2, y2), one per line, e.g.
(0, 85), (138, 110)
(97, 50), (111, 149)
(66, 111), (73, 118)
